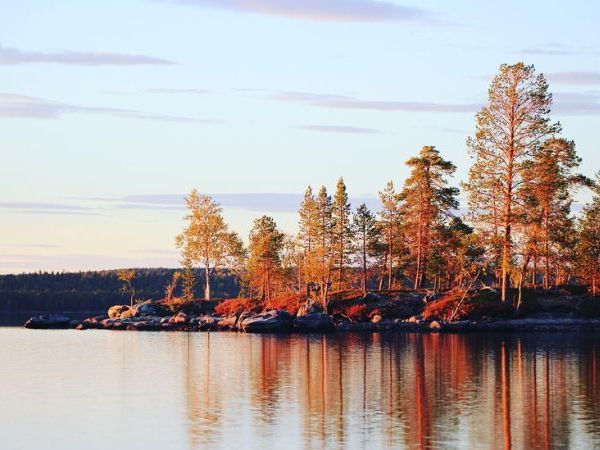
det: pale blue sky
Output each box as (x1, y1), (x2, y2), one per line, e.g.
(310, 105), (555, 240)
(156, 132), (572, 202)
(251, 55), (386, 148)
(1, 0), (599, 272)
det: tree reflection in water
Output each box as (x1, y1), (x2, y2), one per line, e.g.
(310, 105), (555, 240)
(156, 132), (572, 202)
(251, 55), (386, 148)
(182, 332), (600, 449)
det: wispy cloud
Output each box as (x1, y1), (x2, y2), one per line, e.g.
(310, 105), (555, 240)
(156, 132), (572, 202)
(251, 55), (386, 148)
(547, 72), (600, 85)
(0, 93), (218, 124)
(553, 91), (600, 115)
(295, 124), (381, 134)
(519, 43), (600, 57)
(0, 43), (173, 66)
(146, 88), (211, 95)
(81, 192), (382, 213)
(272, 91), (480, 113)
(0, 253), (178, 273)
(166, 0), (433, 23)
(0, 201), (101, 216)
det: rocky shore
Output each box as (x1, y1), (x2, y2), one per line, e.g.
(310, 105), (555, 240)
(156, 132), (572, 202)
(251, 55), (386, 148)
(24, 307), (600, 334)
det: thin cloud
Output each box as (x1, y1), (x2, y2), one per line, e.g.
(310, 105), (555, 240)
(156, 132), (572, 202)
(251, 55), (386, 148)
(295, 124), (381, 134)
(82, 192), (381, 213)
(0, 201), (102, 216)
(146, 88), (211, 95)
(272, 91), (480, 113)
(0, 93), (218, 124)
(167, 0), (433, 23)
(547, 72), (600, 85)
(553, 91), (600, 115)
(0, 43), (173, 66)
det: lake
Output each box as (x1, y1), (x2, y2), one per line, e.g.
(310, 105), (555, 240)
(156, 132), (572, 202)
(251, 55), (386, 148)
(1, 328), (599, 449)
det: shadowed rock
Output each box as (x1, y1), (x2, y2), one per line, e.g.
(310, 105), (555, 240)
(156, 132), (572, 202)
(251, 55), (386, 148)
(24, 314), (71, 329)
(295, 313), (335, 332)
(240, 310), (293, 333)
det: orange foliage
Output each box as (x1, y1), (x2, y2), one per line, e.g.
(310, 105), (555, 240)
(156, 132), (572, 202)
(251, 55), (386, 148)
(214, 298), (263, 316)
(268, 293), (303, 316)
(422, 289), (512, 321)
(345, 304), (368, 321)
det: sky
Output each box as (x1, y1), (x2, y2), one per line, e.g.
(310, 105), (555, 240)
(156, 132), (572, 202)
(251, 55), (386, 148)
(1, 0), (599, 273)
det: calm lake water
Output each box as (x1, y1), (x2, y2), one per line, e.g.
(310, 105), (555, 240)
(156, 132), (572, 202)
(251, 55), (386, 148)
(1, 328), (599, 449)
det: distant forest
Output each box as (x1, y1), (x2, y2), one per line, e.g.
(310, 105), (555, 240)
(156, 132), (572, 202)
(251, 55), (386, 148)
(0, 269), (240, 313)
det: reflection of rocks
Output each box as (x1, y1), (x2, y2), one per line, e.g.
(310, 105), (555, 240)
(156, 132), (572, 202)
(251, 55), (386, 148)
(295, 313), (335, 333)
(241, 310), (293, 333)
(24, 314), (71, 329)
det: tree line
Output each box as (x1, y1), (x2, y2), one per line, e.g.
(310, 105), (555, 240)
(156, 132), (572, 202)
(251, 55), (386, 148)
(176, 63), (600, 308)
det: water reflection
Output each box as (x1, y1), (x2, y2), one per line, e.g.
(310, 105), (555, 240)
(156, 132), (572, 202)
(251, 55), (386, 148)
(1, 329), (599, 449)
(182, 332), (600, 449)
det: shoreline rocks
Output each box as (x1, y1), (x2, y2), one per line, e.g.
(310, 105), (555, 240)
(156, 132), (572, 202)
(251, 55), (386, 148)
(24, 306), (600, 334)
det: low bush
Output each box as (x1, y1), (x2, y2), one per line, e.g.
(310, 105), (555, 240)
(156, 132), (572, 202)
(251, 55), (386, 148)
(345, 304), (368, 322)
(268, 293), (304, 316)
(423, 288), (513, 321)
(214, 298), (262, 316)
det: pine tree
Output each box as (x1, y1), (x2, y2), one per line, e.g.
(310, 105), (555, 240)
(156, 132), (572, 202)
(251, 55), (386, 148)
(399, 146), (459, 289)
(352, 203), (378, 293)
(297, 186), (320, 296)
(247, 216), (285, 304)
(378, 181), (403, 290)
(465, 63), (558, 301)
(315, 186), (334, 307)
(578, 175), (600, 295)
(332, 177), (354, 291)
(522, 138), (586, 289)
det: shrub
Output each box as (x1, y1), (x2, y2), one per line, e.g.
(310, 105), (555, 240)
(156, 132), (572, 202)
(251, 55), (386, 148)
(422, 288), (513, 321)
(214, 298), (262, 316)
(268, 293), (303, 316)
(345, 304), (368, 322)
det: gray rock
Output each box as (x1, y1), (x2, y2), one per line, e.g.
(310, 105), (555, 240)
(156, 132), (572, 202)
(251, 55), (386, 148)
(24, 314), (71, 329)
(169, 312), (188, 325)
(241, 310), (293, 333)
(294, 313), (335, 332)
(296, 300), (324, 317)
(133, 301), (168, 317)
(197, 315), (220, 331)
(217, 315), (238, 330)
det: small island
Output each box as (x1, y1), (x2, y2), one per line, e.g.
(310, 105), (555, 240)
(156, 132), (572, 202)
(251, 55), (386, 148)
(23, 63), (600, 335)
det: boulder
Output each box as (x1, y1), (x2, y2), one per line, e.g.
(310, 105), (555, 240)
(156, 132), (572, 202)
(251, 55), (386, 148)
(294, 313), (335, 332)
(217, 315), (238, 330)
(240, 310), (293, 333)
(24, 314), (71, 329)
(371, 314), (383, 324)
(108, 305), (131, 319)
(197, 315), (220, 331)
(169, 312), (188, 325)
(296, 300), (324, 317)
(132, 301), (168, 317)
(120, 309), (135, 320)
(429, 320), (442, 330)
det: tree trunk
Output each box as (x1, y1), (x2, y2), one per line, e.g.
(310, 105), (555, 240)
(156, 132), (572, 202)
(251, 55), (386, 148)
(204, 263), (211, 300)
(361, 231), (367, 294)
(387, 233), (393, 290)
(501, 150), (514, 302)
(543, 208), (550, 290)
